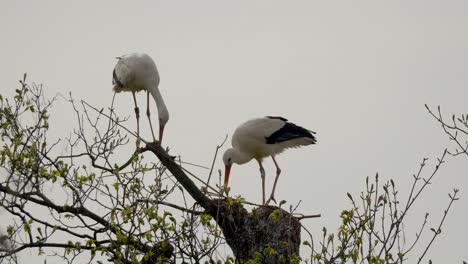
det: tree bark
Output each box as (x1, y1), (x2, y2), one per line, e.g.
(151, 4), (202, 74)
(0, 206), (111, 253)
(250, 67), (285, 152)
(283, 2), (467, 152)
(213, 199), (301, 263)
(144, 143), (301, 263)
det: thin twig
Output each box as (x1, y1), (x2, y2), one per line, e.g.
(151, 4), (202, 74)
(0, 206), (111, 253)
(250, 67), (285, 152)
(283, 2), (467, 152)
(206, 135), (228, 189)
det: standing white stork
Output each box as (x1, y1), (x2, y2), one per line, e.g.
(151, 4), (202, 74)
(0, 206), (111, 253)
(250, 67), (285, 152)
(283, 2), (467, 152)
(223, 116), (316, 205)
(112, 53), (169, 147)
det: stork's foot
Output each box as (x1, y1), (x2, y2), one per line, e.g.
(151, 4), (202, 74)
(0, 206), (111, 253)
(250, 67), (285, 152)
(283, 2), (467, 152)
(143, 140), (161, 150)
(149, 140), (162, 147)
(151, 135), (157, 144)
(264, 195), (277, 206)
(223, 185), (230, 195)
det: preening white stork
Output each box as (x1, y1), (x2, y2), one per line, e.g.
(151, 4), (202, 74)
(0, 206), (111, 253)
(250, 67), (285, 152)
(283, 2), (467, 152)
(223, 116), (316, 205)
(112, 53), (169, 147)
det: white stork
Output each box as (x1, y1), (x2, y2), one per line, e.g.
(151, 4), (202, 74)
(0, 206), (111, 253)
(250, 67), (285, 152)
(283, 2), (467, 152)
(112, 53), (169, 147)
(223, 116), (316, 205)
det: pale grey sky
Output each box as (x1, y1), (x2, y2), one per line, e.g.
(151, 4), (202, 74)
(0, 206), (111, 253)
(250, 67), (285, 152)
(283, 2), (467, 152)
(1, 1), (468, 263)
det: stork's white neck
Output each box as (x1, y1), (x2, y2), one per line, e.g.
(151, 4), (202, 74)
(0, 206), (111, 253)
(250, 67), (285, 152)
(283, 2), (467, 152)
(228, 148), (253, 165)
(148, 85), (169, 125)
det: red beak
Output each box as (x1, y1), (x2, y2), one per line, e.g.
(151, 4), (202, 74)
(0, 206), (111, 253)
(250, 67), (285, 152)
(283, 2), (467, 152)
(224, 164), (232, 188)
(159, 121), (165, 144)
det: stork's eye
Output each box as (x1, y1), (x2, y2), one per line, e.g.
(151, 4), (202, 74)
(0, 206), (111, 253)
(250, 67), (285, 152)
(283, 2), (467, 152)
(228, 158), (232, 164)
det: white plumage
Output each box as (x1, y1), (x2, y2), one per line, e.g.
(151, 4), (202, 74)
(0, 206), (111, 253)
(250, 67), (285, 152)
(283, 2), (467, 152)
(223, 116), (316, 205)
(112, 53), (169, 146)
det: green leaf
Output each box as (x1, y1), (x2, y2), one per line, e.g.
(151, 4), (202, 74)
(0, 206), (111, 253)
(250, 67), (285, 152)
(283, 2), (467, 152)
(24, 222), (31, 233)
(7, 225), (13, 235)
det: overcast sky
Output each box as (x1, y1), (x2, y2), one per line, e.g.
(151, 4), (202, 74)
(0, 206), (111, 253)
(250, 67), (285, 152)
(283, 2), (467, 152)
(1, 1), (468, 263)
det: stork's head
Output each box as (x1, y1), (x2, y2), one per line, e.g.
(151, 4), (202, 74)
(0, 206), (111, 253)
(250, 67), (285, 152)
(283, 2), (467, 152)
(222, 148), (253, 188)
(222, 148), (235, 188)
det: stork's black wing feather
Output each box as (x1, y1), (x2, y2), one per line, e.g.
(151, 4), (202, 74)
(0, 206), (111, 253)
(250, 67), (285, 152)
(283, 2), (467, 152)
(265, 122), (316, 144)
(266, 116), (288, 122)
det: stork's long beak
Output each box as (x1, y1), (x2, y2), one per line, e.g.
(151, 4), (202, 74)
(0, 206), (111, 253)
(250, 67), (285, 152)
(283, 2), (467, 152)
(159, 121), (165, 144)
(224, 164), (232, 188)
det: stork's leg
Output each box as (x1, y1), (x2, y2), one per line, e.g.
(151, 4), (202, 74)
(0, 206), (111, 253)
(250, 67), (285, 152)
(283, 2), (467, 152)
(265, 156), (282, 205)
(257, 159), (266, 205)
(132, 92), (141, 150)
(146, 90), (157, 142)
